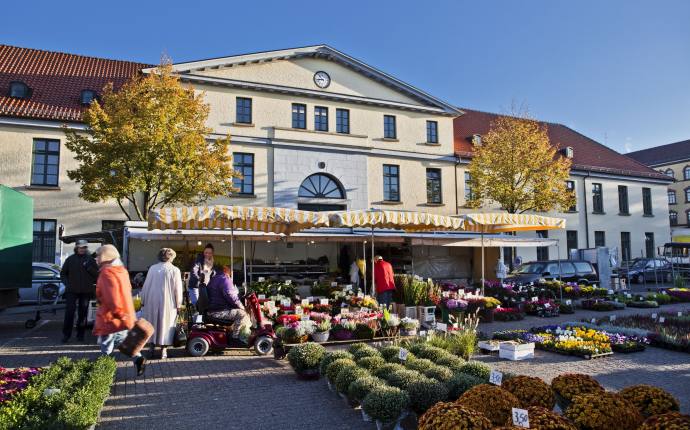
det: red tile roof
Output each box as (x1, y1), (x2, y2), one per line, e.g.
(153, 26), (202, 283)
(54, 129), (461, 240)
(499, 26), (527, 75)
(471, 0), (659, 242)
(627, 139), (690, 166)
(454, 108), (669, 180)
(0, 45), (150, 122)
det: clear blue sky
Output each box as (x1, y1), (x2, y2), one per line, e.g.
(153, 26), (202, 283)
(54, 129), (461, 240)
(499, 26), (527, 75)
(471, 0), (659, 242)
(3, 0), (689, 153)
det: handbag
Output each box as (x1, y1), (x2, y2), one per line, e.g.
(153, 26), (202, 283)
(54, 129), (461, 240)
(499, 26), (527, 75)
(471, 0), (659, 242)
(173, 318), (187, 347)
(117, 318), (154, 357)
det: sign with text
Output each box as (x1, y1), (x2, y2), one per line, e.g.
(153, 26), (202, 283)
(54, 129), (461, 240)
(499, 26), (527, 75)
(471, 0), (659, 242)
(609, 315), (616, 322)
(511, 408), (530, 428)
(398, 348), (408, 361)
(320, 299), (329, 306)
(258, 277), (265, 282)
(565, 299), (572, 306)
(435, 322), (448, 332)
(659, 317), (666, 323)
(652, 313), (658, 319)
(258, 294), (266, 300)
(489, 370), (503, 386)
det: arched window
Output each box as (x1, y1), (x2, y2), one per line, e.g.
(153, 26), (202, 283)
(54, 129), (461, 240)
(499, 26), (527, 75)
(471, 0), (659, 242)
(686, 210), (690, 226)
(665, 168), (675, 179)
(685, 188), (690, 203)
(684, 166), (690, 181)
(298, 173), (345, 199)
(670, 210), (678, 226)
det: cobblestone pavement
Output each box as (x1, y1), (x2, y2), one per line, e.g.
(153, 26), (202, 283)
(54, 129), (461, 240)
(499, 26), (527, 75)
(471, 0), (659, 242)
(1, 305), (689, 429)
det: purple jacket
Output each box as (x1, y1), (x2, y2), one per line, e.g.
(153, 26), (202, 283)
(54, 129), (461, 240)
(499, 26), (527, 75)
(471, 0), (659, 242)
(206, 273), (242, 311)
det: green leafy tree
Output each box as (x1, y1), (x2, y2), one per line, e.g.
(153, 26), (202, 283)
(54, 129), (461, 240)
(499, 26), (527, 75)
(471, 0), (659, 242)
(64, 62), (239, 221)
(467, 112), (575, 213)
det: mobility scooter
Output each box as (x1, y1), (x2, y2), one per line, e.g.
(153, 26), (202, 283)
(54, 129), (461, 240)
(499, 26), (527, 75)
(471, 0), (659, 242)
(185, 290), (276, 357)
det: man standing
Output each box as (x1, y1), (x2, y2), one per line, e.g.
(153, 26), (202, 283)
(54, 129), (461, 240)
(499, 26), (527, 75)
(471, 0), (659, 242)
(374, 255), (396, 308)
(60, 239), (98, 342)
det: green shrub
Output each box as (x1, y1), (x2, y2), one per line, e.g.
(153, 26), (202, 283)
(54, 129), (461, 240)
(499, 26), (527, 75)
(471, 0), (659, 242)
(410, 344), (452, 363)
(347, 376), (386, 403)
(349, 344), (381, 360)
(385, 369), (427, 391)
(325, 358), (357, 384)
(356, 355), (386, 372)
(423, 364), (454, 383)
(319, 351), (353, 375)
(435, 354), (466, 372)
(426, 332), (477, 359)
(380, 345), (407, 362)
(287, 342), (326, 373)
(446, 372), (485, 400)
(362, 386), (410, 423)
(407, 378), (449, 413)
(335, 366), (370, 394)
(627, 300), (659, 308)
(373, 363), (406, 379)
(404, 358), (435, 373)
(647, 293), (672, 305)
(459, 361), (491, 380)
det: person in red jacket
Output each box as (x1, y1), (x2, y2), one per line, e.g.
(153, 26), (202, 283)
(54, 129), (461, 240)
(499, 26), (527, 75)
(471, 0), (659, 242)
(374, 255), (396, 308)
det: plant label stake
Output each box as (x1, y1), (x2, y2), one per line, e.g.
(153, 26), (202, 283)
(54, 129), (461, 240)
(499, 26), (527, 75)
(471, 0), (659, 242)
(610, 315), (616, 322)
(258, 294), (266, 300)
(398, 348), (408, 362)
(659, 317), (665, 323)
(320, 299), (329, 306)
(512, 408), (530, 428)
(678, 311), (683, 317)
(652, 313), (658, 320)
(435, 322), (447, 332)
(531, 297), (538, 302)
(301, 299), (309, 307)
(489, 370), (503, 386)
(565, 299), (572, 305)
(258, 277), (265, 282)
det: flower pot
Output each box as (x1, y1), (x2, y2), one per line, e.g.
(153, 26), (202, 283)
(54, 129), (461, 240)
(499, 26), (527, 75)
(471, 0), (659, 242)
(311, 331), (330, 343)
(331, 330), (354, 341)
(400, 328), (417, 336)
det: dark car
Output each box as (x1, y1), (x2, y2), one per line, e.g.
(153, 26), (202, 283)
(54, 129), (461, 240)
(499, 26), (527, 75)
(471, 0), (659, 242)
(618, 258), (672, 284)
(506, 260), (598, 285)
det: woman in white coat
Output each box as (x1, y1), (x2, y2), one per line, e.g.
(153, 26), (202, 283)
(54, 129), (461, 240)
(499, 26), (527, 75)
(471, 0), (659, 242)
(141, 248), (183, 359)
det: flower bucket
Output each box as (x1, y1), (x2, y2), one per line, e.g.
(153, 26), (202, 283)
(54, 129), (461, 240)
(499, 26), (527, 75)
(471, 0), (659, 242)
(311, 331), (330, 343)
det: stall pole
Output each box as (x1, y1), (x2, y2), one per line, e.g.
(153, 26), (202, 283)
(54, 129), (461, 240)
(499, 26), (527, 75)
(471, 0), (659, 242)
(243, 240), (247, 289)
(362, 239), (367, 295)
(557, 240), (563, 302)
(371, 227), (375, 297)
(481, 231), (485, 296)
(230, 225), (234, 273)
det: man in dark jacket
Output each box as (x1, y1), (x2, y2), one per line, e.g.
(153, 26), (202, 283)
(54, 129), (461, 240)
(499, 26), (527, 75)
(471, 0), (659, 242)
(60, 239), (99, 342)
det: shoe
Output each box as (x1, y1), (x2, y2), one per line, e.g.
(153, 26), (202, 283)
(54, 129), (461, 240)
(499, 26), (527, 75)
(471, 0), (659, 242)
(61, 336), (70, 343)
(135, 356), (147, 376)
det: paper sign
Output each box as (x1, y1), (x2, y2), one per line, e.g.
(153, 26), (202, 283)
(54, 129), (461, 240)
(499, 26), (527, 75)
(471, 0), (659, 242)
(512, 408), (530, 428)
(442, 291), (449, 298)
(307, 296), (314, 302)
(565, 299), (572, 306)
(300, 314), (310, 321)
(285, 280), (292, 285)
(258, 294), (266, 300)
(301, 299), (309, 307)
(626, 293), (632, 298)
(531, 297), (538, 302)
(591, 318), (596, 323)
(258, 277), (265, 282)
(294, 305), (302, 314)
(436, 322), (447, 332)
(357, 291), (364, 298)
(398, 348), (408, 361)
(489, 370), (503, 386)
(281, 299), (291, 307)
(659, 317), (666, 323)
(331, 282), (338, 287)
(610, 315), (616, 322)
(320, 299), (329, 306)
(678, 311), (683, 317)
(344, 284), (353, 291)
(608, 289), (614, 295)
(651, 313), (658, 319)
(544, 303), (550, 309)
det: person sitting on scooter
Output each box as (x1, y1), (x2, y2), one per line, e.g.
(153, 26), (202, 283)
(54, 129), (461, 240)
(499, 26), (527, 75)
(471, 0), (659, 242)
(206, 266), (249, 346)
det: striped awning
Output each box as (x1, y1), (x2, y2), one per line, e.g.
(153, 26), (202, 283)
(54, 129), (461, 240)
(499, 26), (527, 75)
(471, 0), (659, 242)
(148, 206), (330, 234)
(328, 209), (464, 232)
(461, 212), (566, 233)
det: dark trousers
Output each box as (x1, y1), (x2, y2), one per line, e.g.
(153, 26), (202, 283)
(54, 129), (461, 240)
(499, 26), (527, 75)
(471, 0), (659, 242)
(63, 292), (92, 339)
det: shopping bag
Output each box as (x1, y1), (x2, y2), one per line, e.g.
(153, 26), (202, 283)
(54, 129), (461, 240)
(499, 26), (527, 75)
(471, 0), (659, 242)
(173, 321), (187, 347)
(117, 318), (154, 357)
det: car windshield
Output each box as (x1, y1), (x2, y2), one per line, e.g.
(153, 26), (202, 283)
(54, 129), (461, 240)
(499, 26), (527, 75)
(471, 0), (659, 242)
(514, 263), (546, 274)
(630, 259), (647, 269)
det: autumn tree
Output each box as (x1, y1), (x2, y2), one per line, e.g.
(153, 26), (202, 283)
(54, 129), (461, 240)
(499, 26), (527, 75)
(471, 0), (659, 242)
(64, 62), (239, 221)
(466, 113), (575, 213)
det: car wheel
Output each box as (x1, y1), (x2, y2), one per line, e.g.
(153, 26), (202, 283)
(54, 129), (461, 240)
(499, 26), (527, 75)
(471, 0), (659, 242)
(253, 335), (274, 356)
(186, 337), (209, 357)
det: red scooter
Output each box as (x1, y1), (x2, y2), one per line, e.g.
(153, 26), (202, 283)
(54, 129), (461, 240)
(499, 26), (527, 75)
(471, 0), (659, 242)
(186, 293), (275, 356)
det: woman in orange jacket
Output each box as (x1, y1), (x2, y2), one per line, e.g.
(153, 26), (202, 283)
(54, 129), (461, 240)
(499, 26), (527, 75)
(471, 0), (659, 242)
(93, 244), (146, 376)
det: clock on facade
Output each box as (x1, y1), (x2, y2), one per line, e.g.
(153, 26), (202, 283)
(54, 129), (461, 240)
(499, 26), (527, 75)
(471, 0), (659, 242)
(313, 71), (331, 88)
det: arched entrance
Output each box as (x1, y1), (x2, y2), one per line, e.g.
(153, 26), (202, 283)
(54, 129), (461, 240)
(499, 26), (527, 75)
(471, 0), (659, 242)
(297, 173), (347, 211)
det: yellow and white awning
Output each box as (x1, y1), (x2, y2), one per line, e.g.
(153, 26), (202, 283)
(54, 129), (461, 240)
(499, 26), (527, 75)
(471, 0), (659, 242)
(461, 212), (566, 233)
(328, 209), (464, 232)
(148, 205), (330, 234)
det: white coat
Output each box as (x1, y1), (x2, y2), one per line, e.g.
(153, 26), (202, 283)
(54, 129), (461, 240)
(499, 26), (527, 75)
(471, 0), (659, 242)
(140, 261), (183, 346)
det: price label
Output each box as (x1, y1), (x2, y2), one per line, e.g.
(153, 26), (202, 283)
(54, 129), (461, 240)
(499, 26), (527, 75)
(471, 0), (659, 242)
(591, 318), (596, 323)
(258, 277), (265, 282)
(300, 314), (310, 321)
(398, 348), (408, 361)
(307, 296), (314, 302)
(626, 293), (632, 298)
(436, 322), (447, 332)
(608, 289), (614, 295)
(281, 299), (291, 307)
(489, 370), (503, 386)
(544, 303), (550, 309)
(678, 311), (683, 317)
(442, 291), (449, 298)
(531, 297), (538, 302)
(609, 315), (616, 322)
(320, 298), (329, 306)
(294, 305), (302, 314)
(512, 408), (530, 428)
(651, 313), (658, 320)
(357, 291), (364, 298)
(258, 294), (266, 300)
(344, 284), (352, 291)
(285, 279), (292, 285)
(331, 282), (338, 287)
(659, 317), (666, 323)
(301, 299), (309, 307)
(565, 299), (572, 306)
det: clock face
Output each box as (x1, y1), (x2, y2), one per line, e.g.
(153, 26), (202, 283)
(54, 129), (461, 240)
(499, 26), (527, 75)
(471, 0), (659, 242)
(313, 71), (331, 88)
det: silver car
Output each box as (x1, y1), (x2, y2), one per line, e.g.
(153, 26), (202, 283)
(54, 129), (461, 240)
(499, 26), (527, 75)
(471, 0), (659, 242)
(18, 263), (66, 303)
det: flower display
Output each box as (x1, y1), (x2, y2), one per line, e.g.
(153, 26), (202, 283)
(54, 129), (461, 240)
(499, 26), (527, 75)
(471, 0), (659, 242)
(406, 378), (449, 413)
(501, 375), (555, 409)
(441, 297), (468, 311)
(456, 384), (521, 426)
(287, 342), (326, 375)
(501, 406), (576, 430)
(551, 373), (604, 405)
(493, 307), (525, 321)
(531, 325), (612, 356)
(418, 402), (492, 430)
(319, 351), (353, 375)
(0, 367), (41, 404)
(618, 384), (680, 417)
(564, 392), (643, 430)
(638, 412), (690, 430)
(361, 385), (410, 424)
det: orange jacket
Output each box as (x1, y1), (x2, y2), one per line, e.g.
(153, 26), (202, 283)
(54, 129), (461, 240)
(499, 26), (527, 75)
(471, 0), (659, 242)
(93, 265), (136, 336)
(374, 260), (396, 294)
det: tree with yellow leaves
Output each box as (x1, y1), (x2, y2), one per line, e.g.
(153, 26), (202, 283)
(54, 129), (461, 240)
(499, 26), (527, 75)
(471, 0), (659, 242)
(466, 113), (575, 213)
(64, 62), (239, 221)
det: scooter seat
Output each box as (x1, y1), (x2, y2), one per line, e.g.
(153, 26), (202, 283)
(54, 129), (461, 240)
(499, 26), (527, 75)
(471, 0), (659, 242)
(203, 314), (234, 326)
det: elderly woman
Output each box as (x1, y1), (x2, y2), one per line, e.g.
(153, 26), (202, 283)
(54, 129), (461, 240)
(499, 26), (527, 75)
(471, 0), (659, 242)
(140, 248), (183, 359)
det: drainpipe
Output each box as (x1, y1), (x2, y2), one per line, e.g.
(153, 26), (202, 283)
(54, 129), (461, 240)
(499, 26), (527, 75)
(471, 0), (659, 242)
(454, 157), (460, 215)
(583, 172), (591, 248)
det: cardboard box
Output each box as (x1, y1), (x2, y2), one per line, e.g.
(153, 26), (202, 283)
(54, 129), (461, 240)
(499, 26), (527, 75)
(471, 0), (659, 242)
(499, 341), (535, 361)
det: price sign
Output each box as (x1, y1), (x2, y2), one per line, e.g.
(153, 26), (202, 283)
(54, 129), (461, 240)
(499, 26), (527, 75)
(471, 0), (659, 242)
(294, 305), (302, 315)
(608, 289), (614, 295)
(344, 284), (353, 291)
(544, 303), (550, 309)
(651, 313), (658, 320)
(307, 296), (314, 303)
(512, 408), (530, 428)
(531, 296), (538, 302)
(285, 279), (292, 285)
(678, 311), (683, 317)
(626, 293), (632, 298)
(300, 314), (310, 321)
(435, 322), (447, 332)
(489, 370), (503, 386)
(331, 282), (338, 287)
(659, 317), (666, 323)
(301, 299), (309, 307)
(258, 294), (266, 300)
(258, 277), (265, 282)
(591, 318), (596, 324)
(357, 291), (364, 298)
(281, 299), (291, 307)
(398, 348), (408, 361)
(320, 299), (329, 306)
(442, 291), (449, 298)
(609, 315), (616, 322)
(565, 299), (572, 306)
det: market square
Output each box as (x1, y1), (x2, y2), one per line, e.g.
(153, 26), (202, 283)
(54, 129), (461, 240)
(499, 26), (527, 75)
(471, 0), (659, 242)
(2, 2), (690, 429)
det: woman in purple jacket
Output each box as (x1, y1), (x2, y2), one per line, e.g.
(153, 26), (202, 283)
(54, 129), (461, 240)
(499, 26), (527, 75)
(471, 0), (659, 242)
(206, 266), (249, 345)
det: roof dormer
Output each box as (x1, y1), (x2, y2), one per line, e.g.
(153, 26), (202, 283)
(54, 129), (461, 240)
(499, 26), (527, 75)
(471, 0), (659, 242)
(80, 89), (97, 106)
(9, 81), (31, 99)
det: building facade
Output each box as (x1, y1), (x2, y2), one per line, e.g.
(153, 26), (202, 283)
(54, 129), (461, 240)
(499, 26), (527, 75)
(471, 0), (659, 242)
(628, 139), (690, 239)
(0, 44), (672, 269)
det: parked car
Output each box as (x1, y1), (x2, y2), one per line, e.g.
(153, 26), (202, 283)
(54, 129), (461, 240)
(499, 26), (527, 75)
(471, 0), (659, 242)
(618, 258), (672, 284)
(506, 260), (599, 285)
(18, 263), (65, 303)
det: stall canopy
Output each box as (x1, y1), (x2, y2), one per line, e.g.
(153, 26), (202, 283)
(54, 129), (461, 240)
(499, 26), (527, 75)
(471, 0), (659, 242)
(443, 237), (558, 247)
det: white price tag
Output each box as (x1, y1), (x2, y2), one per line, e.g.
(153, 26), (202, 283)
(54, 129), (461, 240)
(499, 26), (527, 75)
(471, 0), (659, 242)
(300, 314), (309, 321)
(281, 299), (291, 307)
(678, 311), (683, 317)
(258, 294), (266, 300)
(659, 317), (666, 323)
(331, 282), (338, 287)
(294, 305), (302, 314)
(344, 284), (352, 291)
(544, 303), (550, 309)
(608, 289), (614, 295)
(626, 293), (632, 298)
(651, 313), (658, 319)
(442, 291), (449, 298)
(512, 408), (530, 428)
(565, 299), (572, 306)
(357, 291), (364, 298)
(285, 279), (292, 285)
(307, 296), (314, 302)
(591, 318), (596, 323)
(609, 315), (616, 322)
(301, 299), (309, 307)
(258, 277), (265, 282)
(398, 348), (408, 361)
(319, 299), (329, 306)
(435, 322), (447, 332)
(531, 297), (538, 302)
(489, 370), (503, 386)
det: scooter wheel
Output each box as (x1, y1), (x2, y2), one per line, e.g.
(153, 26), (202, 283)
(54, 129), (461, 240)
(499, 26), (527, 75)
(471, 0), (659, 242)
(187, 337), (209, 357)
(253, 335), (274, 356)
